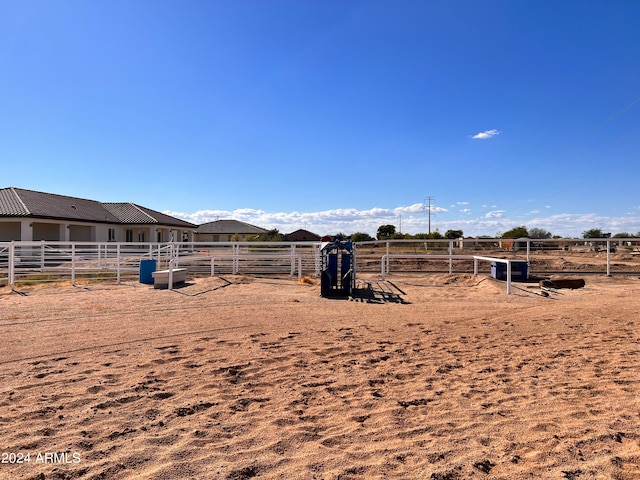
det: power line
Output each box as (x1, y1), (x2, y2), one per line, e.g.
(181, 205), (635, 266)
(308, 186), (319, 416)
(424, 196), (435, 234)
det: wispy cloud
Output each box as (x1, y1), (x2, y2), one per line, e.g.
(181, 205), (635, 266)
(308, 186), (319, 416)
(471, 129), (501, 140)
(485, 210), (505, 219)
(394, 203), (428, 214)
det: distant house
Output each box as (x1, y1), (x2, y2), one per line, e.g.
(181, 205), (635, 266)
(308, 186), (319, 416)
(499, 237), (530, 252)
(0, 187), (197, 242)
(195, 219), (268, 242)
(283, 229), (321, 242)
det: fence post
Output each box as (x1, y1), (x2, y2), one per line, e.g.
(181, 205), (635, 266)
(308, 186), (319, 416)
(9, 242), (15, 291)
(386, 241), (390, 275)
(606, 240), (611, 276)
(381, 254), (387, 280)
(116, 244), (121, 284)
(233, 244), (239, 274)
(71, 243), (76, 286)
(315, 244), (321, 277)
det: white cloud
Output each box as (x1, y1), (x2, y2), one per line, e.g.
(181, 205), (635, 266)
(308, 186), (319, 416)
(471, 129), (501, 140)
(164, 207), (640, 239)
(485, 211), (505, 219)
(394, 203), (427, 214)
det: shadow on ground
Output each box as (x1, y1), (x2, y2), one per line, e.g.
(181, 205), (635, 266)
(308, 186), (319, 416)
(350, 280), (410, 304)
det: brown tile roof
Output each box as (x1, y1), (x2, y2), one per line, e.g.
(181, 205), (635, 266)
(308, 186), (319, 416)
(283, 229), (321, 241)
(103, 202), (197, 228)
(196, 219), (267, 235)
(0, 187), (29, 216)
(0, 187), (196, 228)
(1, 187), (120, 223)
(102, 203), (158, 224)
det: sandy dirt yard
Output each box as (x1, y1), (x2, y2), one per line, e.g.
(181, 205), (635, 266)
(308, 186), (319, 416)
(1, 272), (639, 480)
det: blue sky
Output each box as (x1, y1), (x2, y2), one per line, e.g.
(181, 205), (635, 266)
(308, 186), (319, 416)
(2, 1), (639, 237)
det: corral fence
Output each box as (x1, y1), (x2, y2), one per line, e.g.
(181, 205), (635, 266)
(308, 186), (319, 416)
(1, 238), (638, 290)
(357, 237), (640, 278)
(0, 241), (320, 290)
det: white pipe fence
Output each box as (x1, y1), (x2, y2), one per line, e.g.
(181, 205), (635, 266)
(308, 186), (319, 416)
(363, 237), (638, 277)
(381, 254), (522, 293)
(0, 241), (319, 291)
(165, 254), (303, 290)
(1, 237), (637, 292)
(381, 254), (476, 278)
(472, 256), (515, 294)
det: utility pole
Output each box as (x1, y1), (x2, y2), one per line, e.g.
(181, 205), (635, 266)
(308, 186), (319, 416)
(425, 196), (434, 235)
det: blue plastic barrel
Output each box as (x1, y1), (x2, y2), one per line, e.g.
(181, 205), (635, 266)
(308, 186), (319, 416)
(139, 259), (157, 284)
(491, 261), (528, 281)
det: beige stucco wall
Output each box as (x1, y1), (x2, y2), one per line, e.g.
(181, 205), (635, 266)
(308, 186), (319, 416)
(0, 218), (194, 243)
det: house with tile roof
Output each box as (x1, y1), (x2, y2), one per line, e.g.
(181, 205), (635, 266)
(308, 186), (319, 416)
(0, 187), (197, 242)
(195, 219), (268, 242)
(283, 229), (322, 242)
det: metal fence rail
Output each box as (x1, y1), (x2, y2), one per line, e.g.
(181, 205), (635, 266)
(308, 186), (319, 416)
(0, 241), (322, 290)
(1, 237), (638, 291)
(358, 237), (640, 277)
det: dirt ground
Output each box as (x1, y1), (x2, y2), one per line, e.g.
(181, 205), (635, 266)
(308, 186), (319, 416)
(1, 270), (640, 479)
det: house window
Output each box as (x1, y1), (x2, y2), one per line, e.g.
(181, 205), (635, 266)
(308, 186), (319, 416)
(138, 232), (145, 242)
(108, 228), (116, 242)
(126, 230), (133, 242)
(157, 231), (162, 242)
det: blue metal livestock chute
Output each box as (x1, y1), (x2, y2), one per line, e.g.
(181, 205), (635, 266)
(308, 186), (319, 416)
(320, 238), (355, 298)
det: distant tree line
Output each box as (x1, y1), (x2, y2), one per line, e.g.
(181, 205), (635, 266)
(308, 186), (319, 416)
(366, 225), (464, 241)
(498, 226), (639, 240)
(342, 225), (640, 242)
(243, 226), (639, 242)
